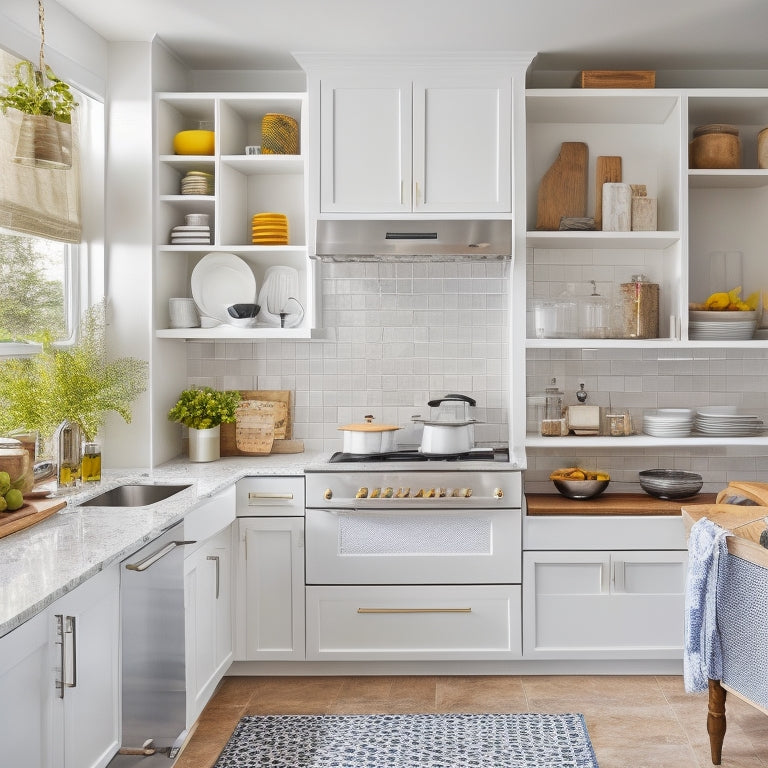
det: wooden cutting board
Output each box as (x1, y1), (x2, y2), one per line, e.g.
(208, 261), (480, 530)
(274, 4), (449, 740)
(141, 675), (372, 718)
(535, 142), (588, 230)
(235, 410), (275, 455)
(0, 495), (67, 539)
(594, 155), (622, 229)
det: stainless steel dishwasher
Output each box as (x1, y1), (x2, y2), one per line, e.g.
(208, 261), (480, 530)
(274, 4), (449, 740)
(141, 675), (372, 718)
(114, 521), (195, 763)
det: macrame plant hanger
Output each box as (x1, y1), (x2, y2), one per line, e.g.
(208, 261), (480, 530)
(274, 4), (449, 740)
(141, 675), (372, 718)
(13, 0), (73, 169)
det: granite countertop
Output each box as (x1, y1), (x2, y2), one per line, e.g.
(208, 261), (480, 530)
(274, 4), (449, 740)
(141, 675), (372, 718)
(0, 451), (329, 639)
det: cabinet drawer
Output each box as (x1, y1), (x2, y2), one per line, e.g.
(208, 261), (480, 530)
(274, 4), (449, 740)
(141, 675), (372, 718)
(306, 585), (521, 661)
(236, 476), (305, 517)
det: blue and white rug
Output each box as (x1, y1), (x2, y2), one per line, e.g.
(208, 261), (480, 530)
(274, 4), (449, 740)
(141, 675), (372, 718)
(213, 712), (599, 768)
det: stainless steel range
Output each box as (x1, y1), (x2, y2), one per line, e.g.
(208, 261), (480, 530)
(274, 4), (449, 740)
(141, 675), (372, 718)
(303, 449), (523, 660)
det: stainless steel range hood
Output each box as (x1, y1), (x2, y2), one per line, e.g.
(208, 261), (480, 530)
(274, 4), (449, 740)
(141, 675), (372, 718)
(313, 219), (512, 262)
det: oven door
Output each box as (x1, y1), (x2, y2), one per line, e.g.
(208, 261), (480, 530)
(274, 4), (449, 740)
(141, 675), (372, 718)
(305, 506), (521, 585)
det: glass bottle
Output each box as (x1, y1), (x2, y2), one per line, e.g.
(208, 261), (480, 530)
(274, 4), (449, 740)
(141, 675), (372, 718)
(55, 419), (82, 492)
(82, 442), (102, 483)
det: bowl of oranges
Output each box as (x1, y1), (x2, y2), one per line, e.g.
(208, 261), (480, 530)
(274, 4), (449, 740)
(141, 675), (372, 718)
(550, 467), (610, 500)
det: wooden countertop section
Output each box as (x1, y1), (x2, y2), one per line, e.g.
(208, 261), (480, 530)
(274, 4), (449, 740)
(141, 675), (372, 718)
(681, 502), (768, 568)
(526, 492), (717, 516)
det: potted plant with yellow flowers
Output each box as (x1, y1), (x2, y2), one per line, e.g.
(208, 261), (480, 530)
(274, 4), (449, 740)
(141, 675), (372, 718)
(167, 387), (240, 462)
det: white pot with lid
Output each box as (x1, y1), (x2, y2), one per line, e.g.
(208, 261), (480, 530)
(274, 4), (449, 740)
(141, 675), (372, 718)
(338, 415), (400, 454)
(415, 394), (481, 456)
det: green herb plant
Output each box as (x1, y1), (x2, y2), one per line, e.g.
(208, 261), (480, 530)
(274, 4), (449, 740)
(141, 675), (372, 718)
(0, 300), (148, 443)
(167, 387), (240, 430)
(0, 60), (77, 124)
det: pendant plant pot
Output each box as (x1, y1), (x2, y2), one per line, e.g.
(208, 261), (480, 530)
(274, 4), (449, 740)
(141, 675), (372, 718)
(13, 113), (72, 169)
(188, 425), (221, 463)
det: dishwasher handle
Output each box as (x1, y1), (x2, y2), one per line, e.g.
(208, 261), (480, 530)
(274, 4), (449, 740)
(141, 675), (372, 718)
(125, 540), (197, 572)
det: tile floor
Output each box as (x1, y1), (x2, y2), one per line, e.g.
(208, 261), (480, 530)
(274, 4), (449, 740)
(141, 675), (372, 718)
(173, 674), (768, 768)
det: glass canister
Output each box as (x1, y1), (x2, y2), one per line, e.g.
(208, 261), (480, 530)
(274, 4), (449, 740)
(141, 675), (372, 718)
(540, 378), (567, 436)
(578, 280), (613, 338)
(620, 274), (659, 339)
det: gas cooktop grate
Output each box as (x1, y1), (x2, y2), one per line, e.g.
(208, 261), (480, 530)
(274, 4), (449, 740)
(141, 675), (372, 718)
(328, 447), (508, 463)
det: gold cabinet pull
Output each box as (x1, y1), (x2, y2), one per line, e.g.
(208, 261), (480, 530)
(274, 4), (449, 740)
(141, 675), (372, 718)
(357, 607), (471, 614)
(248, 492), (294, 500)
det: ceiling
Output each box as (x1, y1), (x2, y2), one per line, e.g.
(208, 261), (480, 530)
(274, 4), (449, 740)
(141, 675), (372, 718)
(55, 0), (768, 74)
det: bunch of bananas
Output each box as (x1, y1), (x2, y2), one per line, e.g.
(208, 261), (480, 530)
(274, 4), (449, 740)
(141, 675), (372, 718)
(690, 286), (759, 312)
(549, 467), (610, 481)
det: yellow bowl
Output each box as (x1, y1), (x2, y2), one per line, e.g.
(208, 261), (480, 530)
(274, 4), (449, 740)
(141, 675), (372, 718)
(173, 130), (215, 156)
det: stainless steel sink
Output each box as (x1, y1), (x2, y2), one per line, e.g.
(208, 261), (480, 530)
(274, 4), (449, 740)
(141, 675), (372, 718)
(79, 483), (192, 507)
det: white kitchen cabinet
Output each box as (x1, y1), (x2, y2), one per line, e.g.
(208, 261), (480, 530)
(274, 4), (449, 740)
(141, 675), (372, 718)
(317, 71), (511, 214)
(234, 476), (305, 660)
(0, 565), (120, 768)
(184, 526), (233, 726)
(523, 549), (687, 660)
(154, 92), (314, 339)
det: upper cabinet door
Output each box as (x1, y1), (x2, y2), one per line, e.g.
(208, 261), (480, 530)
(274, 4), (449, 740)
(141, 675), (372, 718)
(413, 75), (511, 213)
(320, 75), (412, 213)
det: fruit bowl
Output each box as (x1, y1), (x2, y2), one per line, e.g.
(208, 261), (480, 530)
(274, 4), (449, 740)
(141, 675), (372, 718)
(638, 469), (703, 499)
(552, 478), (610, 500)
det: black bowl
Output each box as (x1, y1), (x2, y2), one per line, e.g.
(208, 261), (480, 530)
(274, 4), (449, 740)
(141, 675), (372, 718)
(227, 303), (260, 319)
(638, 469), (703, 499)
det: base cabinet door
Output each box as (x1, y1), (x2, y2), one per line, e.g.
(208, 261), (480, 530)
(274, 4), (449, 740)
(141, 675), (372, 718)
(523, 550), (687, 660)
(0, 565), (120, 768)
(306, 584), (521, 661)
(185, 526), (234, 726)
(0, 609), (55, 768)
(236, 517), (305, 660)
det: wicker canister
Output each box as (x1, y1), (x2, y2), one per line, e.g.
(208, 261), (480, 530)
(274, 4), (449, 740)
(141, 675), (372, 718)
(758, 127), (768, 169)
(261, 113), (299, 155)
(689, 124), (741, 169)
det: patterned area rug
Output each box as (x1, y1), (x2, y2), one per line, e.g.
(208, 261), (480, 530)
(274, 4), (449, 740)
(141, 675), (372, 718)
(213, 712), (599, 768)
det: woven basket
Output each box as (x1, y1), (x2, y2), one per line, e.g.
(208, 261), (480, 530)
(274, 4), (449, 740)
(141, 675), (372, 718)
(261, 113), (299, 155)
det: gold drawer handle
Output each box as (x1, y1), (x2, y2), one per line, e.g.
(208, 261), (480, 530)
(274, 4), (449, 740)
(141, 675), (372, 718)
(248, 492), (294, 500)
(357, 607), (472, 614)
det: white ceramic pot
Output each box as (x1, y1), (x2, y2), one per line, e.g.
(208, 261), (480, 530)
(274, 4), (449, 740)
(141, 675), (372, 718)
(419, 422), (475, 456)
(338, 416), (400, 454)
(188, 425), (221, 462)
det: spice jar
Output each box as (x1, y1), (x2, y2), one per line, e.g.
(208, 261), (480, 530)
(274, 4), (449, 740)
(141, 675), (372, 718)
(689, 124), (741, 169)
(620, 274), (659, 339)
(758, 127), (768, 169)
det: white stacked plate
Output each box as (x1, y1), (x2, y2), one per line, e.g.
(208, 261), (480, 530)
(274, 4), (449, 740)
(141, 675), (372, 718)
(170, 225), (211, 245)
(695, 406), (765, 436)
(642, 408), (695, 437)
(689, 310), (757, 341)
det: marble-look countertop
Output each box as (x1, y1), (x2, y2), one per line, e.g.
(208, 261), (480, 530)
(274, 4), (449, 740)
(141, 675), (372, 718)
(0, 451), (329, 639)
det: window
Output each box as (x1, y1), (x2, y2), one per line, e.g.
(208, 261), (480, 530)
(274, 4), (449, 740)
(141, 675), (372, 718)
(0, 45), (95, 353)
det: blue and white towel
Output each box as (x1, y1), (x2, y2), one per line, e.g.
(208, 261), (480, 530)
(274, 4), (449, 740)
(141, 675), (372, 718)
(684, 517), (731, 692)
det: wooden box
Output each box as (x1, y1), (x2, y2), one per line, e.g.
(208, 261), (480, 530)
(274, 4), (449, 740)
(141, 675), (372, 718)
(580, 70), (656, 89)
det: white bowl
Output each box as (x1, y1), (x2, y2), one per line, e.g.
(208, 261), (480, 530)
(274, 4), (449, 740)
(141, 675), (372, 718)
(185, 213), (210, 226)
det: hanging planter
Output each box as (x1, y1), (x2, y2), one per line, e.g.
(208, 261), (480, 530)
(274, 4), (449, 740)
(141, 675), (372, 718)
(0, 2), (77, 170)
(13, 112), (72, 169)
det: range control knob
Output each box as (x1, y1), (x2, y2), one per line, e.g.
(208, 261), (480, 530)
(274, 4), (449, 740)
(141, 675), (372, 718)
(323, 488), (332, 500)
(493, 487), (504, 499)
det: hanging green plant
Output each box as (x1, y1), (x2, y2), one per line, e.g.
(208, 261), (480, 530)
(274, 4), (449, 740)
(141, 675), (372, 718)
(0, 300), (148, 443)
(0, 60), (77, 124)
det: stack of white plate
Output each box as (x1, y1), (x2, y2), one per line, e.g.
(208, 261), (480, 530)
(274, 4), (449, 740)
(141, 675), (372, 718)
(642, 408), (695, 437)
(180, 170), (214, 195)
(695, 406), (765, 436)
(689, 310), (757, 341)
(169, 225), (211, 245)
